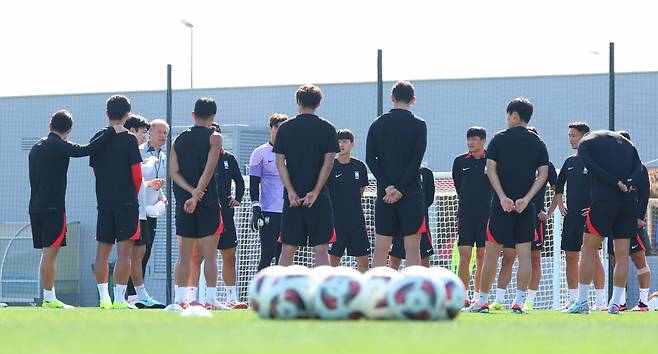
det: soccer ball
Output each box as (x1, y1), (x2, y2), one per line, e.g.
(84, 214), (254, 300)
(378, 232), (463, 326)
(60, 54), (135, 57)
(313, 266), (367, 320)
(387, 267), (446, 320)
(362, 267), (401, 319)
(268, 266), (315, 319)
(428, 267), (466, 320)
(247, 265), (285, 318)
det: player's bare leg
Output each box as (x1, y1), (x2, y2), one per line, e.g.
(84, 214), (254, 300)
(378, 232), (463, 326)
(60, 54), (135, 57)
(492, 248), (515, 310)
(512, 242), (531, 313)
(565, 251), (579, 306)
(471, 240), (503, 312)
(474, 247), (485, 295)
(372, 235), (393, 268)
(278, 244), (297, 266)
(40, 247), (72, 308)
(564, 233), (602, 314)
(174, 236), (196, 306)
(526, 249), (541, 309)
(313, 244), (330, 266)
(403, 234), (421, 266)
(607, 238), (630, 313)
(188, 245), (202, 304)
(94, 242), (114, 308)
(389, 256), (401, 270)
(421, 257), (430, 267)
(220, 247), (246, 308)
(356, 256), (369, 273)
(593, 252), (606, 310)
(457, 246), (474, 298)
(198, 234), (224, 310)
(631, 251), (651, 311)
(329, 255), (342, 267)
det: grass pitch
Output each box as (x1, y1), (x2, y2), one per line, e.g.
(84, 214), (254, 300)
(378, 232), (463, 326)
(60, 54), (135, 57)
(0, 307), (655, 354)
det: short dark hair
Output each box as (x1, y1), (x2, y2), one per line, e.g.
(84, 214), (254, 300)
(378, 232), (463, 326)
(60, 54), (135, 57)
(617, 130), (631, 141)
(211, 122), (222, 134)
(466, 126), (486, 139)
(269, 113), (289, 128)
(336, 129), (355, 143)
(295, 85), (323, 109)
(391, 81), (415, 103)
(568, 122), (590, 135)
(124, 114), (149, 131)
(50, 110), (73, 134)
(506, 97), (533, 123)
(194, 97), (217, 119)
(106, 95), (131, 120)
(527, 126), (539, 135)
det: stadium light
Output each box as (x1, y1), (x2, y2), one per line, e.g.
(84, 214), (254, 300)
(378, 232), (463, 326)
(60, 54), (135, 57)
(181, 20), (194, 89)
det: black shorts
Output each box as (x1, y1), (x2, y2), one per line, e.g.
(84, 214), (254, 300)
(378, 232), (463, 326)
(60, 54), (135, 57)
(389, 229), (435, 259)
(30, 211), (67, 249)
(96, 207), (140, 244)
(176, 206), (222, 239)
(261, 211), (282, 247)
(585, 200), (636, 240)
(487, 205), (536, 246)
(532, 218), (547, 251)
(329, 225), (370, 257)
(281, 195), (335, 247)
(561, 214), (585, 252)
(218, 205), (238, 250)
(457, 215), (487, 248)
(134, 219), (151, 246)
(608, 227), (649, 255)
(375, 191), (425, 237)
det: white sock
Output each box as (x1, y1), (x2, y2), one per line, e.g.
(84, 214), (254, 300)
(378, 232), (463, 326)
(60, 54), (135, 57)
(595, 289), (606, 308)
(207, 287), (217, 303)
(527, 289), (537, 304)
(577, 283), (590, 304)
(187, 287), (197, 303)
(225, 286), (237, 302)
(621, 288), (626, 304)
(175, 286), (186, 304)
(136, 284), (150, 301)
(513, 289), (527, 306)
(477, 292), (488, 306)
(472, 292), (480, 303)
(114, 284), (127, 304)
(610, 286), (624, 306)
(495, 288), (505, 303)
(97, 283), (111, 303)
(43, 288), (56, 302)
(639, 288), (649, 304)
(568, 288), (578, 303)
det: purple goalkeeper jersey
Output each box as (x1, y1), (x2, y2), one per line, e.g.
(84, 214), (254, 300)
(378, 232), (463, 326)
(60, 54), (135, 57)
(249, 142), (284, 213)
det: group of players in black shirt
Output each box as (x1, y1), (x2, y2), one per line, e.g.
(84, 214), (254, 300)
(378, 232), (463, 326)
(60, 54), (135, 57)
(26, 81), (652, 314)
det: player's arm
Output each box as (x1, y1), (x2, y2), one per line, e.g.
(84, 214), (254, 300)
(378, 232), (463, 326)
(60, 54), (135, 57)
(422, 168), (435, 208)
(60, 125), (124, 158)
(248, 148), (263, 205)
(549, 162), (568, 216)
(127, 135), (144, 194)
(518, 164), (548, 213)
(395, 121), (427, 193)
(303, 152), (336, 208)
(578, 140), (622, 188)
(194, 133), (222, 197)
(486, 159), (513, 212)
(365, 121), (391, 188)
(275, 153), (300, 207)
(451, 157), (462, 197)
(230, 154), (245, 206)
(637, 166), (650, 222)
(626, 147), (643, 191)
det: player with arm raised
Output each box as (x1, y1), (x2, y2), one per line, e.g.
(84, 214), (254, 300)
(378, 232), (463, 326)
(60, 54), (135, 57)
(29, 109), (124, 309)
(366, 81), (428, 268)
(470, 98), (549, 314)
(250, 114), (288, 270)
(564, 130), (642, 314)
(274, 85), (339, 267)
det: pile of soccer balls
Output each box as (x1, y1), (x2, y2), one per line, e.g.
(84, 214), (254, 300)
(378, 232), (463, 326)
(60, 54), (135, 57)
(247, 265), (465, 321)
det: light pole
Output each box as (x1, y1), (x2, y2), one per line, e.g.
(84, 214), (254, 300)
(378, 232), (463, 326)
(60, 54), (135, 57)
(181, 19), (194, 89)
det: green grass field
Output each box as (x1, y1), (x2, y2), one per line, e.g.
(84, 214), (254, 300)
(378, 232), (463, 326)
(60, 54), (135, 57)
(0, 307), (656, 354)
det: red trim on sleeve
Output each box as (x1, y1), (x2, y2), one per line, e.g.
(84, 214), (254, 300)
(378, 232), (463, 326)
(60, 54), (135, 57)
(131, 163), (142, 194)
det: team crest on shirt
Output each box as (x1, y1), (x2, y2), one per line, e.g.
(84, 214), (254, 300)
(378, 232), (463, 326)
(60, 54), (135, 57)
(224, 161), (229, 169)
(483, 165), (488, 174)
(583, 167), (588, 174)
(419, 174), (423, 183)
(264, 216), (270, 225)
(354, 171), (360, 180)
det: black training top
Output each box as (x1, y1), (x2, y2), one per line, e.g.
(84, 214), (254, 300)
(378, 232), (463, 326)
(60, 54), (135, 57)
(328, 157), (369, 228)
(577, 130), (642, 203)
(420, 166), (435, 214)
(173, 125), (220, 208)
(452, 151), (492, 218)
(366, 108), (427, 197)
(89, 129), (142, 211)
(214, 150), (245, 206)
(532, 161), (558, 211)
(29, 129), (116, 213)
(555, 154), (591, 216)
(272, 114), (339, 198)
(487, 126), (549, 204)
(636, 164), (650, 220)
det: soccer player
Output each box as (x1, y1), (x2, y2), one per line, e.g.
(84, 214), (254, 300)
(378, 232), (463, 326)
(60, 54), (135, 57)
(274, 85), (339, 267)
(90, 96), (144, 309)
(523, 127), (558, 310)
(470, 97), (549, 314)
(606, 131), (651, 312)
(548, 122), (606, 310)
(170, 97), (224, 310)
(29, 109), (124, 308)
(366, 81), (428, 267)
(389, 165), (435, 269)
(451, 127), (491, 306)
(123, 115), (165, 309)
(327, 129), (370, 272)
(563, 130), (642, 314)
(250, 114), (288, 270)
(212, 123), (247, 308)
